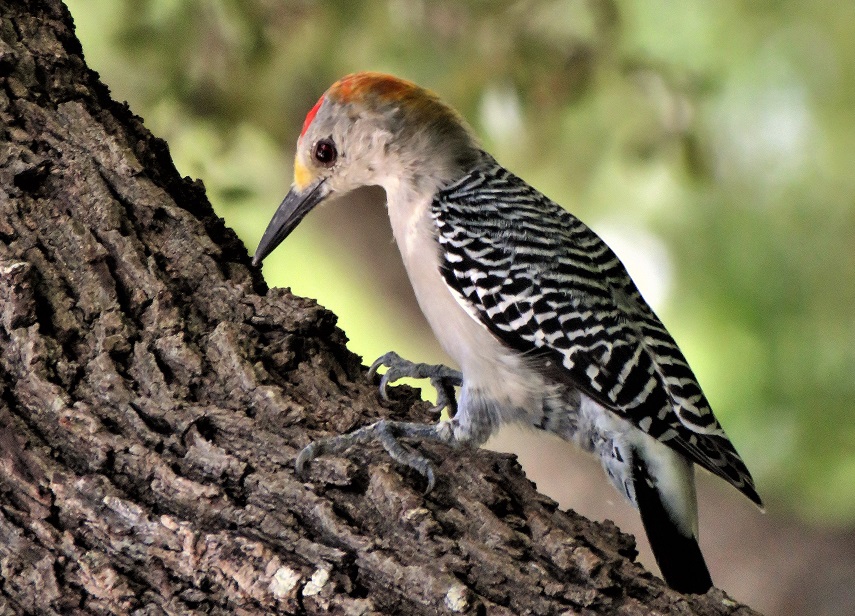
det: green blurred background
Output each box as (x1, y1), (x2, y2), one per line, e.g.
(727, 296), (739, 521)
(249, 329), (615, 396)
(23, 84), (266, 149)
(64, 1), (855, 613)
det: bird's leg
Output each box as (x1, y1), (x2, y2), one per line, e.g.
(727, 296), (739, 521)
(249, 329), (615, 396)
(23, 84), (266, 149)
(368, 351), (462, 416)
(295, 419), (457, 493)
(295, 352), (464, 493)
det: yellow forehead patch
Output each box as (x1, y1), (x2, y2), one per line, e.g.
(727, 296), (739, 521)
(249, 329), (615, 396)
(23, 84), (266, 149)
(293, 156), (313, 191)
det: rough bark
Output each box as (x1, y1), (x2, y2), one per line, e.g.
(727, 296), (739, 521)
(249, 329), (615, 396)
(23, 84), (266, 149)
(0, 1), (761, 614)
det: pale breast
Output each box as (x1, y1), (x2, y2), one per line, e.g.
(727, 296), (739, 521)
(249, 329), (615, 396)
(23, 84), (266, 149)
(385, 188), (543, 413)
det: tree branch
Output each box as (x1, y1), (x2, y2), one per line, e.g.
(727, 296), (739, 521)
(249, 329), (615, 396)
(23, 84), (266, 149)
(0, 1), (760, 614)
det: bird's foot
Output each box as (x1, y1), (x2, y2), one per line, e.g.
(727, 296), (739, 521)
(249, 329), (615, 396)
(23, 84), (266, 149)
(296, 354), (463, 492)
(368, 351), (462, 416)
(295, 419), (456, 493)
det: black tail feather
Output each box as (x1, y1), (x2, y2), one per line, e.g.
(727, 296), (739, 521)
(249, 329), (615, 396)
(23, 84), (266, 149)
(633, 457), (713, 594)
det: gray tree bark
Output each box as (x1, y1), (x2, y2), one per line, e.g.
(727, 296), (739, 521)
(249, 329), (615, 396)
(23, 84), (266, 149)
(0, 1), (762, 614)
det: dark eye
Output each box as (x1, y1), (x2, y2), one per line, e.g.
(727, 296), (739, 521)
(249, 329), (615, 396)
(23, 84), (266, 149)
(313, 138), (337, 167)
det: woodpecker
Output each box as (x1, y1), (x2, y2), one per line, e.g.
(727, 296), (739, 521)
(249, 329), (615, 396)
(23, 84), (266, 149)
(253, 72), (761, 594)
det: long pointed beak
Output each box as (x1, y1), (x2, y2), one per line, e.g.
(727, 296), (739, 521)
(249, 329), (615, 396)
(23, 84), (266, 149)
(252, 180), (328, 266)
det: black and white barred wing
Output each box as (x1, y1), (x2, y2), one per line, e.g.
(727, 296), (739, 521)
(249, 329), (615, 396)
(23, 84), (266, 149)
(432, 162), (761, 505)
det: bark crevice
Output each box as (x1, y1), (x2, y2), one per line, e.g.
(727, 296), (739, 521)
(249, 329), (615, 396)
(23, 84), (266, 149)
(0, 1), (761, 614)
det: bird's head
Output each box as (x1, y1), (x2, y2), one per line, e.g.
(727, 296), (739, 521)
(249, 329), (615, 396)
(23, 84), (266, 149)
(252, 72), (480, 266)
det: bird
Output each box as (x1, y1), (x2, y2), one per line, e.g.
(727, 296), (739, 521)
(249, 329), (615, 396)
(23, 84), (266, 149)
(252, 71), (761, 594)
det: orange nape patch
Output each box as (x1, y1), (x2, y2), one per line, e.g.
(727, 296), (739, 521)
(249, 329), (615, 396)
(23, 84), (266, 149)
(327, 72), (420, 105)
(300, 95), (324, 138)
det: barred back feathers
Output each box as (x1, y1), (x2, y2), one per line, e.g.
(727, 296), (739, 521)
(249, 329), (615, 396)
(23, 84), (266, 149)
(432, 157), (761, 505)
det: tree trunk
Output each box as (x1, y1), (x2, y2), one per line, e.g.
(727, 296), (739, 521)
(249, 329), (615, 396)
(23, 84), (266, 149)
(0, 1), (761, 614)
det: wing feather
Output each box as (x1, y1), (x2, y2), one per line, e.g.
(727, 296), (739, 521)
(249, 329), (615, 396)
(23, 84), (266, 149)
(433, 160), (761, 505)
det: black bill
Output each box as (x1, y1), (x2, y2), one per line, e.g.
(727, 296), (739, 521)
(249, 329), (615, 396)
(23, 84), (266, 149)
(252, 180), (328, 266)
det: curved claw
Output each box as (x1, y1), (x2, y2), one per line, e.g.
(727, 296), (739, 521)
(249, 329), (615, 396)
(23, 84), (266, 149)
(368, 352), (402, 401)
(428, 378), (459, 416)
(368, 351), (462, 415)
(367, 351), (399, 381)
(423, 464), (436, 495)
(294, 419), (456, 494)
(378, 371), (394, 402)
(295, 442), (317, 477)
